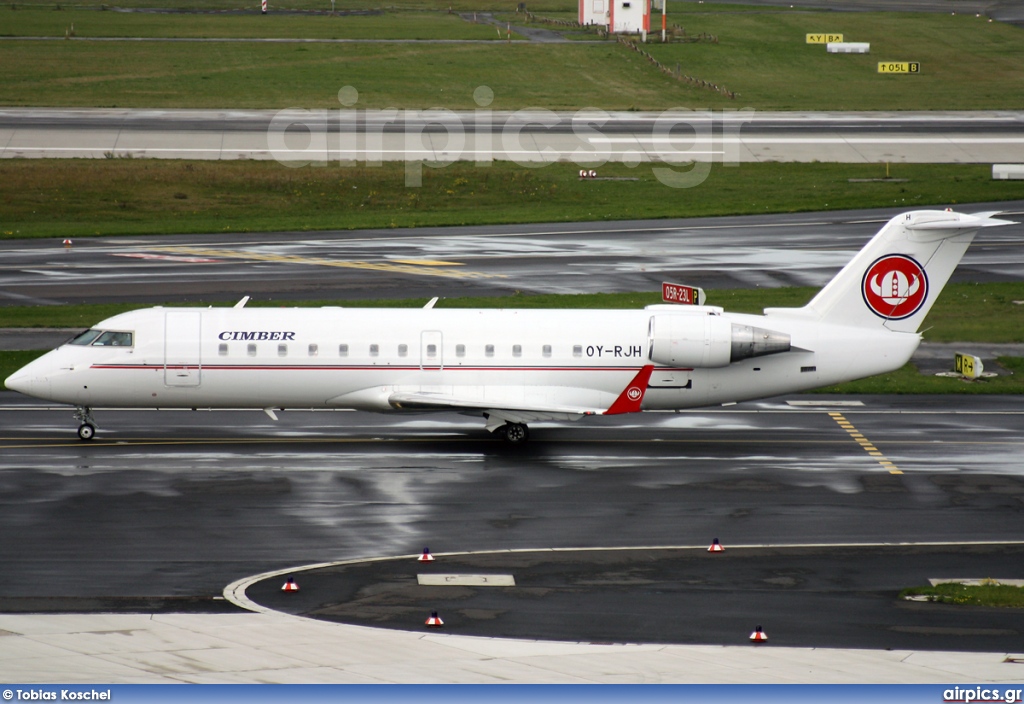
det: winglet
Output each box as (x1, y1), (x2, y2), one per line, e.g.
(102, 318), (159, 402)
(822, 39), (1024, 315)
(604, 365), (654, 415)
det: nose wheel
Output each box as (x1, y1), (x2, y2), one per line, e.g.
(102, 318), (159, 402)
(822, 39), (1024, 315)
(73, 406), (98, 441)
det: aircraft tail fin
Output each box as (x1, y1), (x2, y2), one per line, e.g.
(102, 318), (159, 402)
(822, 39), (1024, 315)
(767, 210), (1014, 333)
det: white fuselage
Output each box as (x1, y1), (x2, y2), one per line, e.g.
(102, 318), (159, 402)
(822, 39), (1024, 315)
(10, 305), (921, 414)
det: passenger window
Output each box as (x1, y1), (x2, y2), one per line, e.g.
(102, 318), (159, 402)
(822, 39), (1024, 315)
(218, 343), (228, 357)
(278, 344), (288, 357)
(426, 344), (437, 358)
(369, 344), (379, 357)
(485, 344), (495, 358)
(247, 343), (257, 357)
(93, 331), (133, 347)
(543, 344), (552, 358)
(573, 345), (582, 358)
(512, 344), (522, 357)
(339, 344), (349, 357)
(308, 343), (318, 357)
(456, 344), (465, 358)
(398, 344), (408, 357)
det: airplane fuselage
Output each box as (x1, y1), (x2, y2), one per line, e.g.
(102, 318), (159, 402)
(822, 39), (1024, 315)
(16, 305), (919, 412)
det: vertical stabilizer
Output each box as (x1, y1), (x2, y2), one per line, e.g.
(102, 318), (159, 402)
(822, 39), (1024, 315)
(770, 210), (1014, 333)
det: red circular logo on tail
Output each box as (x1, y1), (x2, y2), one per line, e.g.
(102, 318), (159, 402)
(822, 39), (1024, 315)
(861, 254), (928, 320)
(626, 387), (643, 401)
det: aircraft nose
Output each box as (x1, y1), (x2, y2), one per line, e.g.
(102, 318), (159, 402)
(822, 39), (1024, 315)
(4, 369), (50, 399)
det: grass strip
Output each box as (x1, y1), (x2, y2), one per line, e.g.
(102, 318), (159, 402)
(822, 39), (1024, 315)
(1, 8), (512, 40)
(1, 7), (1021, 109)
(3, 283), (1023, 341)
(900, 582), (1024, 608)
(4, 161), (1024, 240)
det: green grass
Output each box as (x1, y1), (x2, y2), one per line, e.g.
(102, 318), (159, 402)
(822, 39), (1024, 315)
(4, 160), (1024, 240)
(1, 8), (513, 40)
(3, 282), (1023, 338)
(1, 6), (1021, 109)
(644, 12), (1024, 110)
(900, 582), (1024, 608)
(816, 357), (1024, 395)
(7, 0), (576, 10)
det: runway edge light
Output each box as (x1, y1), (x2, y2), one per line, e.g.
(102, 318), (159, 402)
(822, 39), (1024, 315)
(750, 625), (768, 643)
(418, 547), (435, 562)
(426, 611), (444, 628)
(708, 538), (725, 553)
(281, 576), (300, 592)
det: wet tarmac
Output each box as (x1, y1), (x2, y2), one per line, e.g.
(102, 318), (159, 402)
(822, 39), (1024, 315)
(246, 544), (1024, 652)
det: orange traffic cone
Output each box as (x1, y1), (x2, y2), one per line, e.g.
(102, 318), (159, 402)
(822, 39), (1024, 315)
(425, 611), (444, 628)
(281, 577), (300, 592)
(708, 538), (724, 553)
(749, 625), (768, 643)
(63, 239), (73, 248)
(418, 547), (435, 562)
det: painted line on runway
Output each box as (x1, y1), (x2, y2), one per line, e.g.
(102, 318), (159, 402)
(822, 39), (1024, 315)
(829, 411), (901, 474)
(3, 436), (1024, 450)
(224, 539), (1024, 615)
(9, 406), (1021, 415)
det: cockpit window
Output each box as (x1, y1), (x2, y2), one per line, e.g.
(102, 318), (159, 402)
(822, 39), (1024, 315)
(68, 329), (103, 346)
(92, 331), (133, 347)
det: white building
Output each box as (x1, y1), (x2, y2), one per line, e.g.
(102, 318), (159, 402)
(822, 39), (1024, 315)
(579, 0), (651, 34)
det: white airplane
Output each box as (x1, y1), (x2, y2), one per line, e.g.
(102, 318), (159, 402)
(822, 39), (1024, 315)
(5, 209), (1013, 442)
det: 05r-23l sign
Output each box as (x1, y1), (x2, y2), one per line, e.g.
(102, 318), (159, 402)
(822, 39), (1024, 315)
(878, 62), (921, 73)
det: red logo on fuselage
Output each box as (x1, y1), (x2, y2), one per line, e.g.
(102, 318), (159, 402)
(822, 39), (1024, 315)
(861, 254), (928, 320)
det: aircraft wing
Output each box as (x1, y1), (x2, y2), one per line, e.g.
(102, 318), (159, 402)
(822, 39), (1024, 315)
(388, 366), (655, 432)
(388, 390), (602, 417)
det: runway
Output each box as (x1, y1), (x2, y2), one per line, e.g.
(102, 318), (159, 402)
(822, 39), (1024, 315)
(1, 390), (1024, 677)
(2, 203), (1023, 307)
(2, 393), (1023, 598)
(2, 205), (1024, 681)
(2, 108), (1022, 163)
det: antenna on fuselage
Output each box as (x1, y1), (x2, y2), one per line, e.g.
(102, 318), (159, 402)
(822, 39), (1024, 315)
(234, 296), (251, 309)
(423, 297), (439, 309)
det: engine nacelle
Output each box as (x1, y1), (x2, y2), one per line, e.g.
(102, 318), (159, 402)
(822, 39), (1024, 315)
(648, 314), (791, 368)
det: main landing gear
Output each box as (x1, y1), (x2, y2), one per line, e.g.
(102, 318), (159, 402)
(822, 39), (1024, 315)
(494, 422), (529, 443)
(73, 406), (97, 441)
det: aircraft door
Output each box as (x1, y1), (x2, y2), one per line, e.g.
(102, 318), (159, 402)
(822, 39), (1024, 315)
(164, 311), (202, 387)
(420, 330), (443, 371)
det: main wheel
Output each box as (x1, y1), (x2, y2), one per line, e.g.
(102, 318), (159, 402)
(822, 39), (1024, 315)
(77, 423), (96, 441)
(501, 423), (529, 443)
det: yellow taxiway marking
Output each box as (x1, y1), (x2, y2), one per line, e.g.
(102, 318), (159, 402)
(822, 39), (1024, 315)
(152, 246), (499, 281)
(829, 413), (903, 474)
(390, 259), (464, 266)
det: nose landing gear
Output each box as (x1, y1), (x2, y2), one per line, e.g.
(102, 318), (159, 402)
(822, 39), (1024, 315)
(73, 406), (97, 441)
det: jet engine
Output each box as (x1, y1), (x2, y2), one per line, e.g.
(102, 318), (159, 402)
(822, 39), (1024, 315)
(648, 314), (791, 368)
